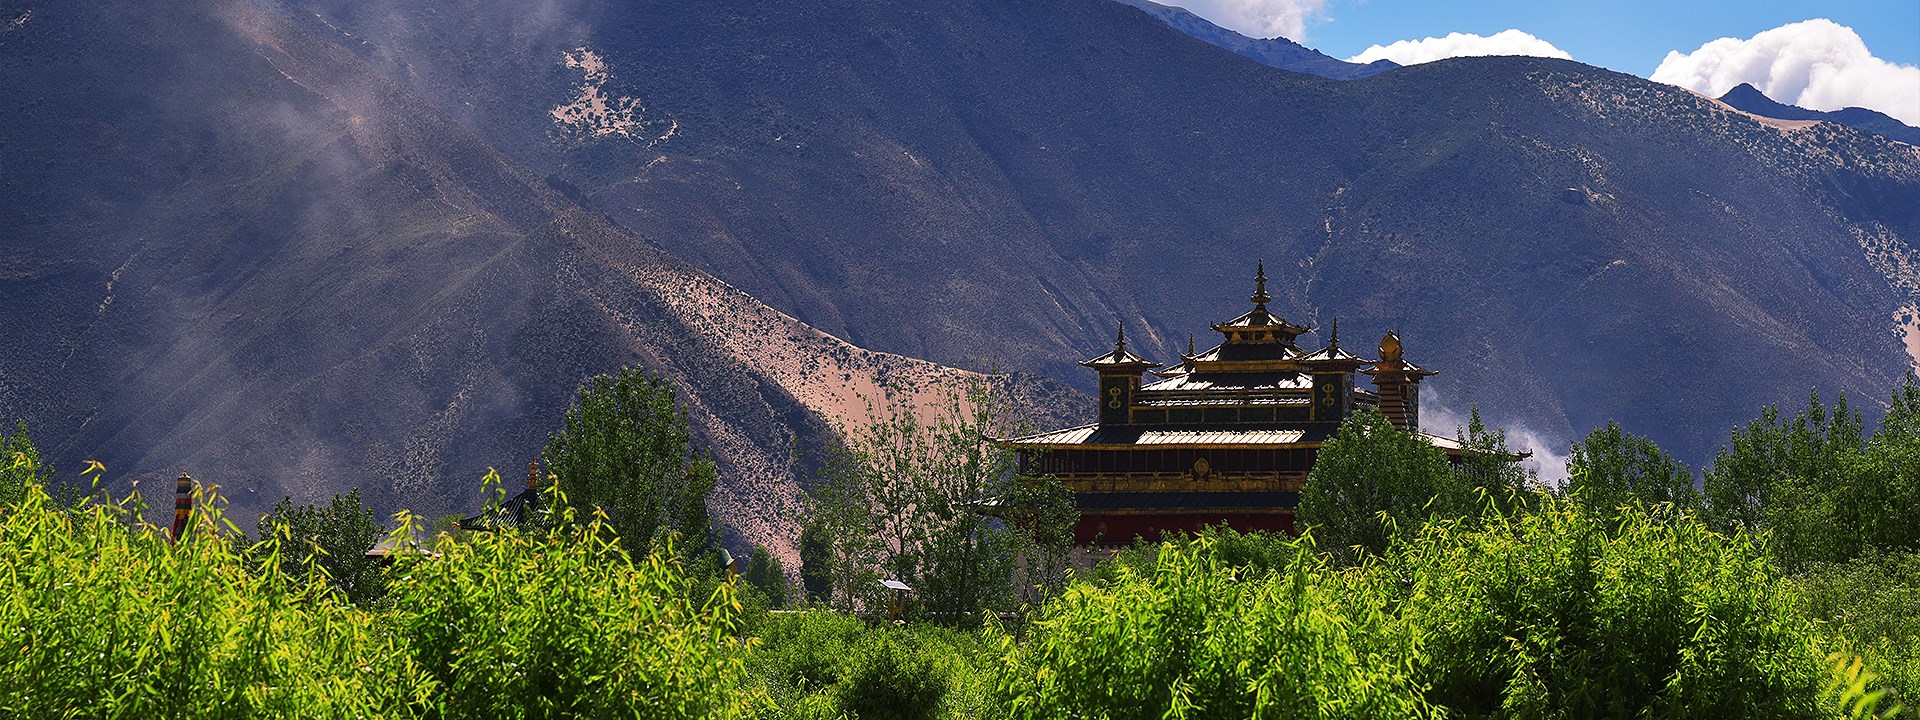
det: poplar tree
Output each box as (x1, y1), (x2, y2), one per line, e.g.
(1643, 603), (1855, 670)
(543, 366), (718, 559)
(255, 489), (387, 607)
(1298, 409), (1461, 560)
(1565, 420), (1699, 519)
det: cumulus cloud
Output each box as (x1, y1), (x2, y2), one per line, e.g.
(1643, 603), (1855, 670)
(1651, 19), (1920, 127)
(1165, 0), (1330, 41)
(1346, 29), (1572, 66)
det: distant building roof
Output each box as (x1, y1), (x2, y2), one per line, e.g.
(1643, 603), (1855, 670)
(1006, 422), (1466, 452)
(457, 484), (549, 531)
(1142, 371), (1312, 392)
(1081, 324), (1160, 371)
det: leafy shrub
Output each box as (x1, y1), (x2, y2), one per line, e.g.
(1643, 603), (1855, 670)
(746, 613), (992, 720)
(997, 532), (1435, 719)
(0, 472), (428, 718)
(1796, 550), (1920, 709)
(386, 516), (760, 719)
(1007, 501), (1855, 719)
(1368, 500), (1832, 717)
(0, 422), (46, 508)
(834, 629), (951, 720)
(1090, 523), (1309, 585)
(0, 447), (762, 718)
(751, 611), (870, 698)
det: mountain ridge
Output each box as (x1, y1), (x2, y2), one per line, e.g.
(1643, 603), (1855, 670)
(1717, 82), (1920, 146)
(1108, 0), (1396, 79)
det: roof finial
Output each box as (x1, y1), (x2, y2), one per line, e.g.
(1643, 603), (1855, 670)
(1380, 330), (1403, 363)
(1187, 333), (1195, 356)
(1250, 260), (1271, 307)
(1115, 321), (1127, 352)
(171, 472), (194, 544)
(1329, 318), (1339, 349)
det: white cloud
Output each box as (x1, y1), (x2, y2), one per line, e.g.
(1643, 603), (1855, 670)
(1164, 0), (1330, 41)
(1346, 29), (1572, 66)
(1650, 19), (1920, 127)
(1421, 389), (1571, 487)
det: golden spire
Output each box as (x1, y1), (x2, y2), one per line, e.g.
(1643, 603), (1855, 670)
(1115, 322), (1128, 352)
(1250, 260), (1271, 307)
(1187, 333), (1195, 356)
(1329, 318), (1339, 349)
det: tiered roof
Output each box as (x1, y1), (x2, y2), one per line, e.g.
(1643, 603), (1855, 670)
(1079, 323), (1161, 373)
(1009, 261), (1472, 454)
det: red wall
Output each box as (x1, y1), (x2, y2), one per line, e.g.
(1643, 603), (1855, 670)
(1077, 513), (1294, 544)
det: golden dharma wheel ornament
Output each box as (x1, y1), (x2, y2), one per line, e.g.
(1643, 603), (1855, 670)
(1193, 456), (1211, 477)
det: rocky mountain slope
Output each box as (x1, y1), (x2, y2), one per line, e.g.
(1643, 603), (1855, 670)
(0, 0), (1081, 560)
(4, 0), (1917, 547)
(1110, 0), (1396, 79)
(247, 0), (1920, 470)
(1717, 83), (1920, 147)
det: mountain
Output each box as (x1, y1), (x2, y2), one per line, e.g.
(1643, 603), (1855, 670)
(1110, 0), (1397, 79)
(0, 0), (1082, 561)
(249, 0), (1920, 469)
(1719, 83), (1920, 147)
(4, 0), (1918, 544)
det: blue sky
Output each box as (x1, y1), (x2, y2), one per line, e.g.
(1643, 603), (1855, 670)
(1300, 0), (1917, 76)
(1165, 0), (1920, 124)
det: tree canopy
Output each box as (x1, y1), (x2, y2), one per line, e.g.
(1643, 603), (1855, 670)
(1297, 409), (1462, 559)
(1703, 376), (1920, 570)
(1566, 420), (1700, 519)
(254, 489), (387, 607)
(808, 380), (1075, 618)
(542, 366), (717, 558)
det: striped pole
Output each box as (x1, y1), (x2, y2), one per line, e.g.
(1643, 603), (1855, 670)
(170, 472), (193, 543)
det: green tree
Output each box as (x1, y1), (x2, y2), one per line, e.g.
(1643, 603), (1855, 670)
(810, 379), (1074, 620)
(1455, 406), (1540, 515)
(799, 520), (835, 604)
(543, 366), (718, 559)
(0, 422), (47, 509)
(1857, 374), (1920, 554)
(1298, 409), (1460, 559)
(744, 545), (789, 609)
(254, 489), (388, 607)
(1700, 383), (1920, 570)
(1565, 420), (1700, 518)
